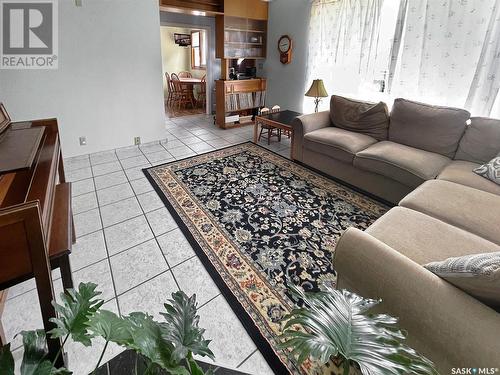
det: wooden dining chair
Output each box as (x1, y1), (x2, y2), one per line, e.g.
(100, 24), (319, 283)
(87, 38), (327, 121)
(178, 71), (192, 78)
(165, 72), (174, 107)
(258, 106), (281, 145)
(171, 74), (192, 109)
(197, 75), (207, 109)
(270, 105), (289, 139)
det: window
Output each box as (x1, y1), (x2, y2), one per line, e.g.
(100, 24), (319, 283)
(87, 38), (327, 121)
(306, 0), (500, 116)
(191, 30), (207, 70)
(305, 0), (399, 112)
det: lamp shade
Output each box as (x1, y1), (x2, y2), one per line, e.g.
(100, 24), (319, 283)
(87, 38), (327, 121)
(305, 79), (328, 98)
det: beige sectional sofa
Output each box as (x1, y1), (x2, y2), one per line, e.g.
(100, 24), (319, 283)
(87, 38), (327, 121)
(292, 96), (500, 371)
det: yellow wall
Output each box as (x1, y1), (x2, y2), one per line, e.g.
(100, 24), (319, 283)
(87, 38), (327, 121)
(160, 26), (206, 96)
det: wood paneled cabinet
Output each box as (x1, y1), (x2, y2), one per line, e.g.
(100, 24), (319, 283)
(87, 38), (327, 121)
(216, 78), (267, 128)
(224, 0), (268, 20)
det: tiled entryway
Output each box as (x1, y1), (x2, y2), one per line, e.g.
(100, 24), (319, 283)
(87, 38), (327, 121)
(2, 114), (291, 375)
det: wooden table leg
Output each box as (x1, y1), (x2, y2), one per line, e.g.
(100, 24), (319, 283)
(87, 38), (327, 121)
(33, 252), (66, 368)
(253, 120), (259, 143)
(26, 204), (66, 368)
(59, 255), (74, 291)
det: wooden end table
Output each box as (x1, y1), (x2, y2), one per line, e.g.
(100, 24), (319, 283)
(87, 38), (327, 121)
(254, 110), (302, 159)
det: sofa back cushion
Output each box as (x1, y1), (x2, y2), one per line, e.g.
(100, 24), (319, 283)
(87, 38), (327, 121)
(455, 117), (500, 164)
(330, 95), (389, 141)
(389, 98), (470, 158)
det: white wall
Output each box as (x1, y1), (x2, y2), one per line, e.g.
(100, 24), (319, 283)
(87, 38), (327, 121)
(263, 0), (312, 113)
(0, 0), (166, 157)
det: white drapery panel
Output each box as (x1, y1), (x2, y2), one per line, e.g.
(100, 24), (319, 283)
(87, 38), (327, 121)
(306, 0), (384, 112)
(307, 0), (500, 116)
(465, 3), (500, 116)
(389, 0), (499, 115)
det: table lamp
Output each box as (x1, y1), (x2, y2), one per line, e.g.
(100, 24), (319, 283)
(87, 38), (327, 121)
(305, 79), (328, 112)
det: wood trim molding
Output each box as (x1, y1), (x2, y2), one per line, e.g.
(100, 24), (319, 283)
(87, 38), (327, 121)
(159, 0), (223, 15)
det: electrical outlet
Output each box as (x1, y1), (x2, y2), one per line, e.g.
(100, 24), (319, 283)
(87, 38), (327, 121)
(79, 137), (87, 146)
(134, 137), (141, 145)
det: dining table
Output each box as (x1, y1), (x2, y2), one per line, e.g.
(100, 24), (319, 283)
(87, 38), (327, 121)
(179, 77), (203, 107)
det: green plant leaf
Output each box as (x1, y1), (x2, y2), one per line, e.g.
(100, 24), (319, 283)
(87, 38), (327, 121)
(122, 312), (181, 372)
(49, 282), (104, 346)
(186, 354), (207, 375)
(279, 284), (438, 375)
(0, 343), (15, 375)
(87, 310), (132, 345)
(160, 291), (214, 363)
(18, 330), (71, 375)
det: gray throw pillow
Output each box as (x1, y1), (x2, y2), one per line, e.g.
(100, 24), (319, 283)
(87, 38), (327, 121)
(473, 156), (500, 185)
(424, 252), (500, 308)
(330, 95), (390, 141)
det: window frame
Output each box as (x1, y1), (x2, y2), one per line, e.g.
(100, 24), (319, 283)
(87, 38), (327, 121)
(191, 30), (206, 70)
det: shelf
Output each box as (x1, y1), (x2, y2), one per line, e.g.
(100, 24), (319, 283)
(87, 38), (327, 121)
(225, 42), (263, 46)
(217, 14), (267, 59)
(223, 121), (255, 129)
(225, 107), (260, 113)
(225, 28), (266, 33)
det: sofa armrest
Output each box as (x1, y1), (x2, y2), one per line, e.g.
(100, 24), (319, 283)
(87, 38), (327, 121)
(292, 111), (331, 161)
(334, 228), (500, 371)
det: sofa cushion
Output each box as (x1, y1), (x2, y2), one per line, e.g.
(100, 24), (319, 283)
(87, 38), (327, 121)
(330, 95), (390, 140)
(303, 127), (377, 164)
(455, 117), (500, 164)
(389, 98), (470, 158)
(424, 252), (500, 309)
(437, 160), (500, 195)
(400, 180), (500, 245)
(366, 207), (500, 266)
(354, 141), (450, 188)
(474, 156), (500, 186)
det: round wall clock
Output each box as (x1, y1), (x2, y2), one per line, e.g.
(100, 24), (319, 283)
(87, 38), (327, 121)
(278, 35), (293, 65)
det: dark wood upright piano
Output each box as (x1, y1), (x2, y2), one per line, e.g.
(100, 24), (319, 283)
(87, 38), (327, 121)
(0, 103), (74, 366)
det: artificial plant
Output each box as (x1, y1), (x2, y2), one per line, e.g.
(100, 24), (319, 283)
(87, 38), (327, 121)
(279, 284), (439, 375)
(0, 282), (214, 375)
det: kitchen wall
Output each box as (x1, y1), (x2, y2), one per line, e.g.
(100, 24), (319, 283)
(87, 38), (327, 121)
(263, 0), (312, 113)
(0, 0), (166, 158)
(160, 26), (192, 95)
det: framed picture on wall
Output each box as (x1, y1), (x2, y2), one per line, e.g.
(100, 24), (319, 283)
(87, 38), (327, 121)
(174, 33), (191, 47)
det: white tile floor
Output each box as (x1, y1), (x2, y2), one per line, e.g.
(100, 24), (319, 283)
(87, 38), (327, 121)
(2, 114), (292, 375)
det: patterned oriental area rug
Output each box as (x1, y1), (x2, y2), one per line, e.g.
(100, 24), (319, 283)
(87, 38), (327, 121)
(144, 143), (388, 375)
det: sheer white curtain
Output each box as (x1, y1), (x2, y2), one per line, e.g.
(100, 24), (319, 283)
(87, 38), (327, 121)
(389, 0), (499, 116)
(305, 0), (384, 112)
(465, 3), (500, 116)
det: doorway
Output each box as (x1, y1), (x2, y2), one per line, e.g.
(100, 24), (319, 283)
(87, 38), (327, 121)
(160, 23), (211, 119)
